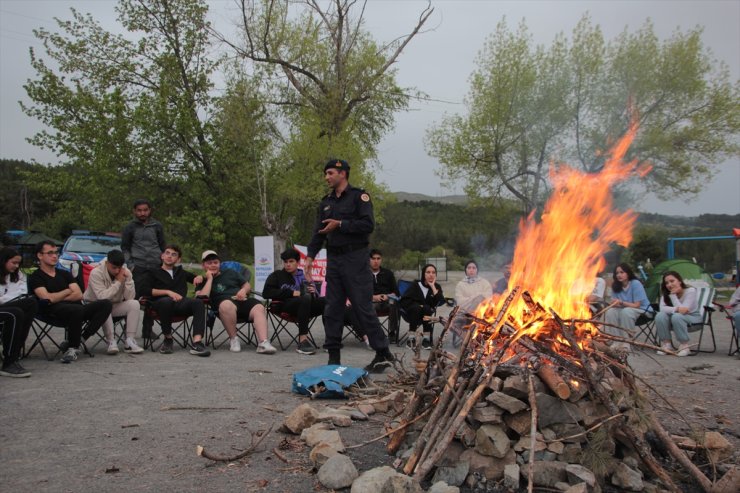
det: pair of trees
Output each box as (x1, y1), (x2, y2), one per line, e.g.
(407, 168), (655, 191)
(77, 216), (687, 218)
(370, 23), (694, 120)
(21, 0), (432, 258)
(427, 17), (739, 214)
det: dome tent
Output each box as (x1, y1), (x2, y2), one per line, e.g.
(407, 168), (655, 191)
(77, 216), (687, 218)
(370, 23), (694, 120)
(644, 259), (714, 303)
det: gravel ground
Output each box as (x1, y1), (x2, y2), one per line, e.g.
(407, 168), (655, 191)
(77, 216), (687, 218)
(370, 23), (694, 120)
(2, 271), (738, 492)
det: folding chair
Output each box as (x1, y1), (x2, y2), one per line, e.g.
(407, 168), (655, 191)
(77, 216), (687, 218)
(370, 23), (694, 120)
(266, 299), (320, 351)
(687, 284), (717, 355)
(394, 279), (454, 347)
(25, 307), (68, 361)
(713, 302), (738, 356)
(632, 304), (659, 346)
(205, 261), (259, 349)
(140, 297), (195, 352)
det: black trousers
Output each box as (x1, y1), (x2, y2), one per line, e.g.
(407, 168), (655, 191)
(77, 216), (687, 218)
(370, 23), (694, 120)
(279, 296), (325, 336)
(323, 248), (389, 352)
(42, 300), (112, 348)
(150, 297), (206, 337)
(1, 297), (37, 366)
(402, 303), (436, 340)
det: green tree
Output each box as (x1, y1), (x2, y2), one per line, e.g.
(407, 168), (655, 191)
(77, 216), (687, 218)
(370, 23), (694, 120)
(214, 0), (434, 254)
(427, 16), (740, 213)
(21, 0), (253, 259)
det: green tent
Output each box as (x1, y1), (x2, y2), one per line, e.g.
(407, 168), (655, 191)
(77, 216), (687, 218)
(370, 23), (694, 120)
(644, 259), (714, 302)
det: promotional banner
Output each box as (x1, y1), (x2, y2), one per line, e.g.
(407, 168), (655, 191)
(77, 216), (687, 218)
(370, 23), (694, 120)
(253, 236), (275, 298)
(293, 245), (327, 283)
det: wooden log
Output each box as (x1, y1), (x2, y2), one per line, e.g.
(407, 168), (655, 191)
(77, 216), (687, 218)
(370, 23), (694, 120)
(537, 364), (571, 400)
(557, 318), (681, 493)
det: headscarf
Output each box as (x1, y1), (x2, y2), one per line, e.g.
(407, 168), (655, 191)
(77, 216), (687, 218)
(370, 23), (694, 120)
(464, 260), (479, 284)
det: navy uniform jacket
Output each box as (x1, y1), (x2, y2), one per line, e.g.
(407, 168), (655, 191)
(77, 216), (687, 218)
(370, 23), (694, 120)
(307, 185), (374, 259)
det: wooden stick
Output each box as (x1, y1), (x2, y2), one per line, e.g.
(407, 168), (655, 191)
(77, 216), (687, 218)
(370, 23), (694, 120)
(197, 424), (274, 462)
(527, 368), (538, 493)
(557, 318), (680, 492)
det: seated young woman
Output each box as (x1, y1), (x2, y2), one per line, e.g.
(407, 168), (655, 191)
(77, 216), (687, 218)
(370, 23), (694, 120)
(400, 263), (445, 350)
(452, 260), (491, 347)
(604, 262), (652, 351)
(655, 270), (701, 357)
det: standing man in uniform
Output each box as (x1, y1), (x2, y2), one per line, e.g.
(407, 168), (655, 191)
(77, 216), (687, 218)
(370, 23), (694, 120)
(305, 159), (394, 372)
(121, 199), (165, 337)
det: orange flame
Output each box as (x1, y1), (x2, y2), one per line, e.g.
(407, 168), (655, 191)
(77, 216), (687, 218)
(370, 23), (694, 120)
(479, 119), (650, 342)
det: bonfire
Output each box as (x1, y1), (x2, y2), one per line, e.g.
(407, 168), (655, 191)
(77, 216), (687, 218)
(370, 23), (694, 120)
(385, 121), (731, 492)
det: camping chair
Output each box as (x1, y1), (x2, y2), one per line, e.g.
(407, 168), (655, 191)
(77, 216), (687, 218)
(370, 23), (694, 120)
(713, 302), (738, 356)
(140, 298), (196, 352)
(393, 279), (455, 347)
(205, 261), (259, 349)
(24, 301), (69, 361)
(73, 262), (129, 353)
(687, 283), (717, 355)
(632, 303), (659, 346)
(266, 297), (321, 351)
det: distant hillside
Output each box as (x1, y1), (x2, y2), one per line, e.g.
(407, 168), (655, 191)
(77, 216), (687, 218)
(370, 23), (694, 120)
(393, 192), (469, 205)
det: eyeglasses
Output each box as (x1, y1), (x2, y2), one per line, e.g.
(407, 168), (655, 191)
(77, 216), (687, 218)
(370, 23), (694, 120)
(41, 250), (59, 256)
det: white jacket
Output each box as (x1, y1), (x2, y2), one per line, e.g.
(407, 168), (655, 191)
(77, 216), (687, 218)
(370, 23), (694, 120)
(0, 272), (28, 304)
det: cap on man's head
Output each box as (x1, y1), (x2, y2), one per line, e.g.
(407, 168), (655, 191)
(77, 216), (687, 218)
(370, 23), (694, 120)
(280, 248), (300, 262)
(324, 159), (350, 173)
(201, 250), (219, 262)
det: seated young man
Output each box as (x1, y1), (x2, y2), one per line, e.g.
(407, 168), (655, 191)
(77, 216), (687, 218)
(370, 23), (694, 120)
(141, 244), (209, 356)
(27, 240), (112, 363)
(83, 249), (144, 354)
(262, 248), (325, 355)
(195, 250), (276, 355)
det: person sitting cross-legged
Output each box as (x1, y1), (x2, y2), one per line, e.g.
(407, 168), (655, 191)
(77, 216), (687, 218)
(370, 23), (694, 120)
(27, 240), (112, 363)
(195, 250), (276, 355)
(83, 249), (144, 354)
(655, 271), (702, 357)
(263, 248), (325, 355)
(141, 244), (209, 356)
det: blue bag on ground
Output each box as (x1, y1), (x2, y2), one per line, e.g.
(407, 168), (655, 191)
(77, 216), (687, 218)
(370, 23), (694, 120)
(292, 365), (368, 399)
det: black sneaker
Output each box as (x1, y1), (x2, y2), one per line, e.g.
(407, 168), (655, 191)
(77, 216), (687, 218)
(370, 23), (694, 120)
(189, 340), (211, 357)
(328, 349), (341, 365)
(0, 362), (32, 378)
(364, 349), (395, 373)
(296, 339), (316, 355)
(159, 338), (174, 354)
(421, 338), (432, 350)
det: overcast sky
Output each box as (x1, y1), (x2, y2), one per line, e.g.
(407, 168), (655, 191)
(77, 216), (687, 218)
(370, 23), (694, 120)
(1, 0), (738, 216)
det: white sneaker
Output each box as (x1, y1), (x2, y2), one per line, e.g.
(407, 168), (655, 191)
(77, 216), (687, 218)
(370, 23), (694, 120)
(256, 340), (277, 355)
(676, 344), (691, 357)
(124, 337), (144, 354)
(229, 337), (242, 353)
(107, 340), (120, 355)
(656, 344), (672, 356)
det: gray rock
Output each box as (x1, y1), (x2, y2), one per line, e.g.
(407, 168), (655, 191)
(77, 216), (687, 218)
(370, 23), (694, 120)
(301, 424), (344, 451)
(611, 462), (644, 491)
(351, 466), (397, 493)
(566, 464), (596, 487)
(535, 393), (584, 428)
(282, 403), (319, 434)
(427, 482), (459, 493)
(309, 442), (340, 468)
(486, 391), (528, 414)
(502, 374), (530, 398)
(380, 474), (424, 493)
(475, 424), (511, 458)
(504, 410), (532, 435)
(558, 443), (582, 463)
(435, 440), (465, 466)
(431, 459), (469, 487)
(564, 483), (589, 493)
(503, 464), (520, 491)
(521, 461), (568, 488)
(317, 454), (358, 489)
(317, 410), (353, 427)
(471, 405), (504, 424)
(460, 447), (515, 481)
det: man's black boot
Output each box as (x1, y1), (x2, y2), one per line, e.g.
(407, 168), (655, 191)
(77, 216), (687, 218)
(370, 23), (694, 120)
(364, 347), (394, 373)
(328, 349), (341, 366)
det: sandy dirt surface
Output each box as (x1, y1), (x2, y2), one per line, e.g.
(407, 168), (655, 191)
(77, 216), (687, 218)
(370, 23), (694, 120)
(2, 272), (738, 492)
